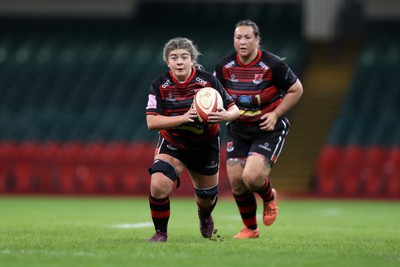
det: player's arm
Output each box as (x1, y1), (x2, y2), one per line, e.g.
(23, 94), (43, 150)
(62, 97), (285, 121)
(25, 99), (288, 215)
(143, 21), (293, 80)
(146, 110), (198, 130)
(272, 79), (303, 118)
(260, 79), (303, 131)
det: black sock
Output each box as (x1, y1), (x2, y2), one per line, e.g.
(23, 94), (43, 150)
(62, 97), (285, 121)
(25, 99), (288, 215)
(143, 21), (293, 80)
(256, 177), (273, 203)
(233, 191), (257, 230)
(149, 195), (170, 233)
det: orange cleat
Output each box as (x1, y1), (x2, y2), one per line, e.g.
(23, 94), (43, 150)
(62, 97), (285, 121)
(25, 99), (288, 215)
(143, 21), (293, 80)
(233, 227), (259, 239)
(263, 188), (278, 226)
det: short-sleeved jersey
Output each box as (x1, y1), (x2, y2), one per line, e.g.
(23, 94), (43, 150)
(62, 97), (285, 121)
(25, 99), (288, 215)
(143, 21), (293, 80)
(146, 67), (235, 151)
(214, 49), (297, 136)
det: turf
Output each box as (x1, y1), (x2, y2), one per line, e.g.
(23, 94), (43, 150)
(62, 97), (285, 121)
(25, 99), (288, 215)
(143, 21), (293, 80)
(0, 196), (399, 267)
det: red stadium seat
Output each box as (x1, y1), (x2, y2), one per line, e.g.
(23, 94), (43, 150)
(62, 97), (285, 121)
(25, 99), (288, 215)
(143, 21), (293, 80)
(34, 142), (62, 193)
(0, 142), (19, 193)
(58, 142), (85, 194)
(13, 142), (41, 193)
(360, 146), (388, 197)
(337, 146), (364, 197)
(383, 147), (400, 198)
(126, 142), (154, 194)
(315, 145), (342, 196)
(78, 142), (105, 194)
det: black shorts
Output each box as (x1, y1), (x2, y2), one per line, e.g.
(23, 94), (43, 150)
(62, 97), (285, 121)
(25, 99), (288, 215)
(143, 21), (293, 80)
(226, 117), (290, 166)
(155, 134), (220, 176)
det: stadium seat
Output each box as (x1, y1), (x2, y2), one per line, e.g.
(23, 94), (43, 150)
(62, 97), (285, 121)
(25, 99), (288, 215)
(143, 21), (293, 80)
(383, 147), (400, 198)
(57, 142), (85, 194)
(13, 142), (40, 193)
(317, 32), (400, 198)
(337, 146), (364, 196)
(31, 142), (62, 193)
(0, 142), (18, 193)
(315, 145), (342, 196)
(360, 146), (388, 197)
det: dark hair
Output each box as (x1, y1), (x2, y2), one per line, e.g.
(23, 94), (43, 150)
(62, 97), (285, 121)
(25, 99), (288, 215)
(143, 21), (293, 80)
(235, 19), (261, 41)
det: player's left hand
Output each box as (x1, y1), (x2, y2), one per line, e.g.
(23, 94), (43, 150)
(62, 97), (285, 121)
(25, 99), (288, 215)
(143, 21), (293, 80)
(260, 111), (278, 131)
(207, 107), (228, 124)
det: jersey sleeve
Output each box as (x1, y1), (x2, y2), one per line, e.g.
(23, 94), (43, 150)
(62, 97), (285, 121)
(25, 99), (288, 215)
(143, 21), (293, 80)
(271, 60), (298, 92)
(213, 62), (224, 86)
(145, 79), (163, 115)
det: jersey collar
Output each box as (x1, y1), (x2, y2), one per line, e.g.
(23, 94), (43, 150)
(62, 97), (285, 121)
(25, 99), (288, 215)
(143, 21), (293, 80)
(169, 67), (197, 87)
(236, 49), (262, 67)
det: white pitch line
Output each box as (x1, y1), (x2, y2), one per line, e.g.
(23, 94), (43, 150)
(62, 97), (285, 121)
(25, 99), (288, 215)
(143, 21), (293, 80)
(1, 249), (96, 257)
(322, 208), (341, 216)
(112, 222), (153, 229)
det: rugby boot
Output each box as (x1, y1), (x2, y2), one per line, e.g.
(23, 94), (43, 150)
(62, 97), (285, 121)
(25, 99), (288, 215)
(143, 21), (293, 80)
(199, 212), (214, 238)
(263, 188), (278, 226)
(233, 227), (259, 239)
(147, 230), (168, 242)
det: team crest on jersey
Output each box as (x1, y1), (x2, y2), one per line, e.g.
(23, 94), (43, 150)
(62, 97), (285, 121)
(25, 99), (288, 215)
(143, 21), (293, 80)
(227, 141), (234, 152)
(253, 74), (263, 84)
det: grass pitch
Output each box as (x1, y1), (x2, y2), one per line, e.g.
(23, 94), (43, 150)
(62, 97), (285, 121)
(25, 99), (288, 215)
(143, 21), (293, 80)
(0, 196), (399, 267)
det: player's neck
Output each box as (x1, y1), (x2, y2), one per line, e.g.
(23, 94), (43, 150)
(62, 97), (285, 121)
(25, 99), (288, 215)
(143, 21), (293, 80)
(238, 49), (259, 65)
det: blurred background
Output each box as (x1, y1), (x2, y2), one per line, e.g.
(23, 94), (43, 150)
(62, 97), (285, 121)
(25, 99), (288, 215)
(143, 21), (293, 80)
(0, 0), (398, 198)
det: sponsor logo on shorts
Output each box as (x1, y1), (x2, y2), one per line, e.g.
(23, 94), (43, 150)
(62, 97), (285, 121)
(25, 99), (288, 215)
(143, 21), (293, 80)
(205, 161), (218, 169)
(258, 142), (271, 151)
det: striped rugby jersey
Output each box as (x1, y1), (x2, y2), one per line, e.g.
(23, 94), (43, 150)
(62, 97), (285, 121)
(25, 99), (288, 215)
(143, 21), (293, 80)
(146, 67), (235, 150)
(214, 49), (297, 136)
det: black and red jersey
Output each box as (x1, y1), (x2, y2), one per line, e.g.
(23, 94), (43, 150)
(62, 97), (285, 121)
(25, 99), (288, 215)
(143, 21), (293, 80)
(146, 67), (235, 150)
(214, 49), (297, 136)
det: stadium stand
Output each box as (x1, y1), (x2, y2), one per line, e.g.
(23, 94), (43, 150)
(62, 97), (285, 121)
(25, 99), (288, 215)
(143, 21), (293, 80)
(0, 1), (306, 195)
(1, 2), (398, 199)
(315, 31), (400, 198)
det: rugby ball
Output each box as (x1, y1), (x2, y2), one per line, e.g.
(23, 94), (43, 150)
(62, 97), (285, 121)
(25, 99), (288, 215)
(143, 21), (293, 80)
(193, 87), (223, 123)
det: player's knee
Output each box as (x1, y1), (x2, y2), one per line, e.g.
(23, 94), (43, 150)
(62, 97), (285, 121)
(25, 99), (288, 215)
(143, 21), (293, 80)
(227, 158), (246, 168)
(195, 184), (218, 200)
(150, 174), (174, 197)
(242, 172), (266, 191)
(229, 179), (247, 194)
(148, 159), (177, 182)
